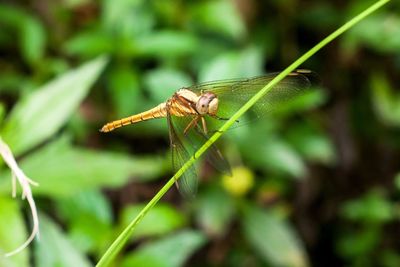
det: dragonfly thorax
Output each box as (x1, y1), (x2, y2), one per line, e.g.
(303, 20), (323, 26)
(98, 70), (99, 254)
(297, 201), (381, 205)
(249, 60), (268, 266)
(175, 89), (219, 116)
(196, 92), (218, 116)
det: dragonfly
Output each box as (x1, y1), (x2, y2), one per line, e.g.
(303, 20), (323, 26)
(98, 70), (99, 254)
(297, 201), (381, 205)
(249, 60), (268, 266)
(100, 70), (315, 199)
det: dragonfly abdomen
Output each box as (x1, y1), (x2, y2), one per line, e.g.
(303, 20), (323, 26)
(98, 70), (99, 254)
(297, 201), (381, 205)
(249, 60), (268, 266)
(100, 103), (167, 132)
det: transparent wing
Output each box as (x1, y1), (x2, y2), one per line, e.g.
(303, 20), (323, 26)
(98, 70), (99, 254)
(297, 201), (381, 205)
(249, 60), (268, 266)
(167, 111), (198, 200)
(167, 102), (231, 199)
(188, 70), (316, 120)
(192, 123), (231, 175)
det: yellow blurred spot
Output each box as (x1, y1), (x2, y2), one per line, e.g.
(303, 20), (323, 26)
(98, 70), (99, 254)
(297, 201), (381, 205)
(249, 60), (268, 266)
(222, 166), (254, 196)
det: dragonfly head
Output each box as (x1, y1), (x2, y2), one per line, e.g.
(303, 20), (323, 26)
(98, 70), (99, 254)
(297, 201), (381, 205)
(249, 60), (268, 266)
(196, 92), (218, 116)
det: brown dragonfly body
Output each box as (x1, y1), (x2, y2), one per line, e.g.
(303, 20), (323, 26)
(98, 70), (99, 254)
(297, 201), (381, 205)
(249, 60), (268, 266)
(100, 89), (219, 134)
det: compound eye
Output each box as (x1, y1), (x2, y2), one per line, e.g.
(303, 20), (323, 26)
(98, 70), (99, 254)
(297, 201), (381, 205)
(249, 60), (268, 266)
(196, 97), (209, 114)
(208, 97), (218, 115)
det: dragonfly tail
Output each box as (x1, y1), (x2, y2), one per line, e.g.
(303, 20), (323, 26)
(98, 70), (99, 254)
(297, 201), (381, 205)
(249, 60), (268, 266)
(100, 103), (167, 132)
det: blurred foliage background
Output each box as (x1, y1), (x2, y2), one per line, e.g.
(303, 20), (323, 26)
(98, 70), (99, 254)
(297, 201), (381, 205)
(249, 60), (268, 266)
(0, 0), (399, 266)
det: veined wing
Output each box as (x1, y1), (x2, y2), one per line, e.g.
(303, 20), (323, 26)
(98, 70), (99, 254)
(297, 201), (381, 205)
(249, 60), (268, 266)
(189, 70), (316, 120)
(167, 110), (198, 200)
(167, 99), (231, 199)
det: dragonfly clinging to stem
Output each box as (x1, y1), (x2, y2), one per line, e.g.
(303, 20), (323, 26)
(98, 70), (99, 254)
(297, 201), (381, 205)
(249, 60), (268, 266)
(100, 69), (316, 198)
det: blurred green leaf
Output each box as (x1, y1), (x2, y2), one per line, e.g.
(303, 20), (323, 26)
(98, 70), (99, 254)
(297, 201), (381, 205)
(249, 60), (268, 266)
(102, 0), (154, 36)
(57, 189), (111, 225)
(370, 73), (400, 127)
(136, 31), (198, 58)
(108, 65), (143, 117)
(341, 189), (394, 223)
(299, 2), (339, 30)
(56, 190), (113, 253)
(269, 88), (327, 116)
(151, 0), (182, 25)
(144, 68), (193, 103)
(120, 230), (206, 267)
(249, 136), (306, 177)
(0, 4), (46, 65)
(34, 213), (92, 267)
(380, 250), (400, 267)
(287, 121), (336, 165)
(65, 32), (114, 57)
(0, 197), (29, 267)
(229, 121), (306, 177)
(195, 185), (235, 236)
(0, 103), (5, 125)
(20, 15), (46, 65)
(344, 14), (400, 53)
(394, 173), (400, 191)
(337, 226), (381, 260)
(0, 4), (23, 27)
(0, 56), (108, 155)
(190, 0), (246, 40)
(199, 47), (264, 81)
(242, 204), (309, 267)
(120, 203), (186, 240)
(0, 72), (31, 93)
(0, 136), (166, 197)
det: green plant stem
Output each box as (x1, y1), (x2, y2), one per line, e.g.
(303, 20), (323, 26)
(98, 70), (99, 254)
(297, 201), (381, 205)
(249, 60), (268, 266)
(96, 0), (391, 266)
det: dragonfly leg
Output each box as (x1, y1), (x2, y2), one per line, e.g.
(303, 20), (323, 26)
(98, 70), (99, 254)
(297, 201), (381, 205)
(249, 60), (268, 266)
(211, 115), (239, 123)
(201, 117), (208, 135)
(211, 115), (229, 120)
(183, 116), (200, 135)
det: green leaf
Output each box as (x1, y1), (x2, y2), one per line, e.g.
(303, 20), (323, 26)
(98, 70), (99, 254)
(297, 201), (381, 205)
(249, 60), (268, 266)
(64, 32), (114, 57)
(136, 31), (198, 58)
(0, 197), (29, 267)
(198, 47), (264, 82)
(195, 185), (235, 236)
(190, 0), (246, 39)
(370, 73), (400, 127)
(20, 15), (46, 65)
(344, 14), (400, 53)
(144, 68), (193, 103)
(0, 136), (166, 197)
(267, 89), (327, 116)
(394, 173), (400, 192)
(107, 65), (143, 117)
(242, 135), (306, 177)
(34, 213), (92, 267)
(56, 190), (113, 253)
(341, 189), (394, 223)
(299, 3), (340, 30)
(242, 205), (309, 267)
(0, 56), (108, 155)
(57, 189), (112, 224)
(337, 226), (381, 259)
(0, 4), (46, 65)
(120, 230), (206, 267)
(102, 0), (154, 37)
(263, 140), (306, 177)
(0, 4), (23, 27)
(287, 122), (336, 165)
(0, 103), (5, 125)
(380, 250), (400, 267)
(120, 203), (186, 240)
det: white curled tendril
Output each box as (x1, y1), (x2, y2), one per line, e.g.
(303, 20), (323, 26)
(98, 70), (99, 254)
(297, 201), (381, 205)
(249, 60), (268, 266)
(0, 138), (39, 257)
